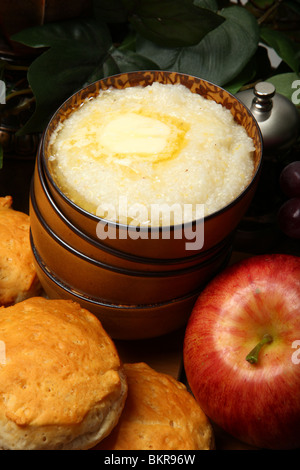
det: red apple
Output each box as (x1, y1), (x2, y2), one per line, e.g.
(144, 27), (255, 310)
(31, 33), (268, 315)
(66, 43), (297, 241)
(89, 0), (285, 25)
(183, 254), (300, 450)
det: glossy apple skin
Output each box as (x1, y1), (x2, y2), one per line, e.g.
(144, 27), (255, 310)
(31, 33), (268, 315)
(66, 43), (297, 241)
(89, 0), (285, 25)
(183, 254), (300, 450)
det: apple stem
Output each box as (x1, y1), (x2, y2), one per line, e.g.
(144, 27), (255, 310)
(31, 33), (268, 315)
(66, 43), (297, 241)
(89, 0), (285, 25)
(246, 334), (273, 364)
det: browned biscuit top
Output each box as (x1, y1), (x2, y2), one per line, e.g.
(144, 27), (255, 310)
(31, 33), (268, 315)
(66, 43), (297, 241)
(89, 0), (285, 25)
(0, 196), (40, 306)
(94, 362), (214, 450)
(0, 297), (125, 428)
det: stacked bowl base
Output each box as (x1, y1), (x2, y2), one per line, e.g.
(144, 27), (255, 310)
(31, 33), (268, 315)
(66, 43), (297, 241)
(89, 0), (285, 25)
(29, 71), (263, 340)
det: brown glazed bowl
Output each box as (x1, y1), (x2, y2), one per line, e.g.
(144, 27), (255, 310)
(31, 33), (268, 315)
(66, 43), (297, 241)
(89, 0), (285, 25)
(40, 70), (263, 260)
(30, 70), (263, 340)
(31, 236), (201, 340)
(32, 147), (231, 274)
(30, 185), (232, 305)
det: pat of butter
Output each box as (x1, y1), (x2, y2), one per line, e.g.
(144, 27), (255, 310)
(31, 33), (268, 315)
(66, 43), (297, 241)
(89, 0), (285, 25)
(99, 112), (171, 155)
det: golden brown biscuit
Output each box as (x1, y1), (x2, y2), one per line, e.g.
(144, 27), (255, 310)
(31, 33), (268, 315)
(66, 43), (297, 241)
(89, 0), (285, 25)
(93, 362), (214, 450)
(0, 196), (41, 306)
(0, 297), (127, 450)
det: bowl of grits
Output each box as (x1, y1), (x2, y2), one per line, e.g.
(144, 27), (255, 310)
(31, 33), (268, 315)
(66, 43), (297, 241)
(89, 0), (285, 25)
(30, 71), (262, 339)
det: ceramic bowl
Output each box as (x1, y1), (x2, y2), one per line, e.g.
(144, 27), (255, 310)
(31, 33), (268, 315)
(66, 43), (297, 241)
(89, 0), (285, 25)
(30, 70), (263, 339)
(30, 173), (233, 304)
(31, 236), (201, 340)
(32, 147), (231, 273)
(40, 71), (262, 260)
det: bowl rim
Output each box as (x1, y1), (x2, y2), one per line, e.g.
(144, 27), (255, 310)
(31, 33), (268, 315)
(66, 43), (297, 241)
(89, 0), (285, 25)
(34, 147), (236, 266)
(41, 70), (263, 231)
(30, 178), (234, 279)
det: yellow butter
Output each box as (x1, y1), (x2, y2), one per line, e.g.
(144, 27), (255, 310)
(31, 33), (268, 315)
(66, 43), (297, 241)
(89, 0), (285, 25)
(49, 83), (255, 224)
(99, 112), (170, 156)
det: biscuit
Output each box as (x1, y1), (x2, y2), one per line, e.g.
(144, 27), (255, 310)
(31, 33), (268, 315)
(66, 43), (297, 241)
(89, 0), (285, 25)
(93, 362), (214, 450)
(0, 297), (127, 450)
(0, 196), (41, 306)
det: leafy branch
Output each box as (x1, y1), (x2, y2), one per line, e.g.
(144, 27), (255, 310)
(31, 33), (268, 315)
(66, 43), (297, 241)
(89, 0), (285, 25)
(1, 0), (299, 137)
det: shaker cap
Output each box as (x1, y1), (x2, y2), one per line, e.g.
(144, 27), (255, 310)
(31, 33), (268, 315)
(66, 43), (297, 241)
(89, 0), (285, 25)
(236, 81), (300, 153)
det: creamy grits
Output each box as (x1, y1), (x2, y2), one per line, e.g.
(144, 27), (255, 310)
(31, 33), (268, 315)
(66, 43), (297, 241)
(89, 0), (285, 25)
(48, 82), (255, 226)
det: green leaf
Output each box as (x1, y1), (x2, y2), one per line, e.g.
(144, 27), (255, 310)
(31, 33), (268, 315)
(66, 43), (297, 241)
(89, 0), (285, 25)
(86, 45), (160, 84)
(110, 47), (160, 72)
(266, 72), (300, 106)
(12, 19), (113, 134)
(125, 0), (224, 47)
(225, 45), (272, 94)
(11, 17), (160, 135)
(193, 0), (218, 11)
(118, 30), (137, 52)
(12, 18), (111, 50)
(136, 5), (259, 86)
(260, 26), (300, 73)
(225, 58), (258, 95)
